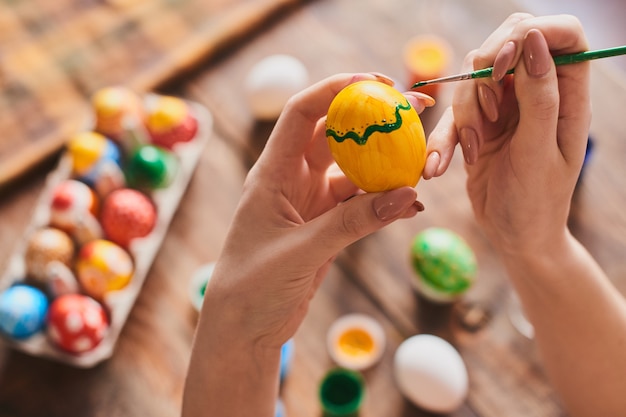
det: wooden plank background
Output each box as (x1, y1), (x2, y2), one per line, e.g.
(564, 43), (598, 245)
(179, 0), (626, 415)
(1, 0), (626, 415)
(0, 0), (306, 188)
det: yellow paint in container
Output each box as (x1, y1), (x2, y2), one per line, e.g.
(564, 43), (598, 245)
(327, 313), (385, 370)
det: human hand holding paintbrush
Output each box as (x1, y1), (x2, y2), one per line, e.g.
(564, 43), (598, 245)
(412, 44), (626, 89)
(422, 14), (626, 416)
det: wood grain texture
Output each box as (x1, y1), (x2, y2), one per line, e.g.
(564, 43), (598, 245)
(1, 0), (626, 415)
(0, 0), (307, 188)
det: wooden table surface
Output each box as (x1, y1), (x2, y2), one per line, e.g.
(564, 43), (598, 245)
(1, 0), (626, 416)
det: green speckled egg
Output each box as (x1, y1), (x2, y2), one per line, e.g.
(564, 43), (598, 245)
(410, 227), (477, 303)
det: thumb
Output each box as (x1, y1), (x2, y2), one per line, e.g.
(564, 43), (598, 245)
(303, 187), (421, 261)
(513, 29), (560, 161)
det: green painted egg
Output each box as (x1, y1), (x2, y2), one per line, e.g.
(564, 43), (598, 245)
(410, 227), (477, 303)
(125, 144), (178, 189)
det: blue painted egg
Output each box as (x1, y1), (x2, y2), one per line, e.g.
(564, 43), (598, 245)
(0, 285), (49, 339)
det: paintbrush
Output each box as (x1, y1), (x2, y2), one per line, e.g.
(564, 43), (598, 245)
(411, 45), (626, 89)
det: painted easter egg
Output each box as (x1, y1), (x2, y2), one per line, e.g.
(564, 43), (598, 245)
(124, 144), (178, 189)
(75, 239), (134, 299)
(100, 188), (157, 248)
(91, 86), (143, 141)
(326, 80), (427, 193)
(50, 179), (99, 231)
(24, 227), (75, 284)
(0, 284), (49, 339)
(66, 132), (121, 180)
(49, 179), (103, 245)
(66, 132), (125, 197)
(145, 96), (198, 149)
(47, 293), (109, 354)
(410, 228), (477, 303)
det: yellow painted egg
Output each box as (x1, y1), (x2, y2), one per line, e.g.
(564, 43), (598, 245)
(326, 80), (427, 192)
(75, 239), (134, 299)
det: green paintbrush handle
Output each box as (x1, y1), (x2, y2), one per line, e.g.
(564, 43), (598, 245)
(472, 45), (626, 79)
(553, 45), (626, 66)
(412, 45), (626, 88)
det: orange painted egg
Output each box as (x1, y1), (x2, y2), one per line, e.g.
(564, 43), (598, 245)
(326, 80), (427, 192)
(75, 239), (134, 299)
(145, 96), (197, 149)
(91, 86), (143, 141)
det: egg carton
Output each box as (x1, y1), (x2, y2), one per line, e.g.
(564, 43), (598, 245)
(0, 97), (213, 368)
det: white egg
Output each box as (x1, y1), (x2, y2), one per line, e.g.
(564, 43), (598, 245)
(393, 334), (468, 413)
(244, 54), (309, 120)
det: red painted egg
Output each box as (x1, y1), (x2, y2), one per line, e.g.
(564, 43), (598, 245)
(100, 188), (157, 248)
(145, 96), (197, 149)
(49, 179), (102, 243)
(46, 294), (109, 354)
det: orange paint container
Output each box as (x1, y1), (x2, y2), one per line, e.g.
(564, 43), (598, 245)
(404, 34), (453, 98)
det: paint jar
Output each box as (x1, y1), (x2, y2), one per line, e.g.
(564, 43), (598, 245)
(404, 34), (453, 98)
(326, 314), (385, 371)
(319, 368), (365, 417)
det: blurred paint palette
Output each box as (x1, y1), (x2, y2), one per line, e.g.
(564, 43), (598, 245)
(0, 92), (212, 367)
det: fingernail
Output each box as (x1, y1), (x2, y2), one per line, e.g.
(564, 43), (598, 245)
(369, 72), (395, 86)
(478, 84), (499, 122)
(460, 127), (479, 164)
(404, 91), (436, 107)
(399, 200), (425, 219)
(523, 29), (551, 77)
(422, 151), (441, 180)
(405, 94), (425, 113)
(373, 187), (417, 221)
(492, 41), (516, 81)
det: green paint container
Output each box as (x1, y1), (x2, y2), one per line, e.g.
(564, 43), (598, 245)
(319, 368), (365, 417)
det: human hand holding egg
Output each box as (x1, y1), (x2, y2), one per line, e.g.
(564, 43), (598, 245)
(195, 73), (432, 352)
